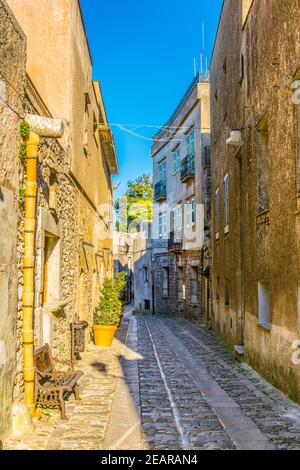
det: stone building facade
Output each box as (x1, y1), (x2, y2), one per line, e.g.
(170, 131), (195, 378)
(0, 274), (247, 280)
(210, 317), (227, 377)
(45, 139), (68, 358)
(0, 0), (118, 440)
(113, 223), (153, 311)
(0, 0), (26, 441)
(151, 75), (211, 320)
(134, 224), (153, 314)
(210, 0), (300, 401)
(7, 0), (118, 338)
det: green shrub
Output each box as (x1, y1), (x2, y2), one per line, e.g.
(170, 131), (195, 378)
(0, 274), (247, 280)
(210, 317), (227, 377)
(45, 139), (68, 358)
(93, 272), (126, 325)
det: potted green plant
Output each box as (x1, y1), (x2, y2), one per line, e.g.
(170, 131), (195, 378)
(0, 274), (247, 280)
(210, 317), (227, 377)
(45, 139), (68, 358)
(93, 272), (126, 346)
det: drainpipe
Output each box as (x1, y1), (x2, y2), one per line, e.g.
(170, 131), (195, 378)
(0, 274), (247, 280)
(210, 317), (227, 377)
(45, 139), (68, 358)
(22, 114), (64, 416)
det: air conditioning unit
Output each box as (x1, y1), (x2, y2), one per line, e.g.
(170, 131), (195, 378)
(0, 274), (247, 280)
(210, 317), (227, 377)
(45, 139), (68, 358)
(226, 130), (243, 147)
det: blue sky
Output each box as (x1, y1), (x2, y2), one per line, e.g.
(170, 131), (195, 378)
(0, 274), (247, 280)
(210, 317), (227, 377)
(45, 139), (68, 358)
(80, 0), (223, 199)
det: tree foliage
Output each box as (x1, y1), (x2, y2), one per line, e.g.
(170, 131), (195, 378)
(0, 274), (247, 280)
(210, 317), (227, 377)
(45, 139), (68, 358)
(115, 174), (153, 232)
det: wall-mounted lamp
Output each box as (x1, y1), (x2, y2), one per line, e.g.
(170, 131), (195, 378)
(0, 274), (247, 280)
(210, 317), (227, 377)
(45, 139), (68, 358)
(226, 129), (244, 147)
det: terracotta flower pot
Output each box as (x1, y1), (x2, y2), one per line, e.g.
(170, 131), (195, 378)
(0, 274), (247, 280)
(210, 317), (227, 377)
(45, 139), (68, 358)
(92, 324), (118, 347)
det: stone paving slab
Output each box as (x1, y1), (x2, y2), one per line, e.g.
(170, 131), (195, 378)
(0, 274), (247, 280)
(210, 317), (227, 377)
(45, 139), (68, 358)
(3, 321), (129, 451)
(5, 311), (300, 451)
(162, 316), (300, 450)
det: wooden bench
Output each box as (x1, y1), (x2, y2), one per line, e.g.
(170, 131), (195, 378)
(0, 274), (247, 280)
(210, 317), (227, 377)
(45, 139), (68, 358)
(34, 344), (83, 420)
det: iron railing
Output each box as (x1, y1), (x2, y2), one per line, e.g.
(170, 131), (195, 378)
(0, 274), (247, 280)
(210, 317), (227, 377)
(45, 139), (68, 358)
(153, 71), (209, 142)
(154, 180), (167, 201)
(168, 230), (183, 252)
(180, 154), (195, 182)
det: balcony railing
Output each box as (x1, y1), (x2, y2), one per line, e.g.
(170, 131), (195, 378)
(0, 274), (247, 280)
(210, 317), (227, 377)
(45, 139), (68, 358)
(154, 180), (167, 202)
(168, 230), (183, 252)
(180, 154), (195, 182)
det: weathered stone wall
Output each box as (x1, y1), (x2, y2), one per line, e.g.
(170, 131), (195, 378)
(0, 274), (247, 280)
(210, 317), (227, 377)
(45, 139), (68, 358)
(210, 0), (244, 349)
(153, 251), (203, 320)
(0, 0), (25, 440)
(211, 0), (300, 401)
(13, 81), (80, 402)
(179, 251), (202, 321)
(153, 253), (177, 316)
(7, 0), (115, 362)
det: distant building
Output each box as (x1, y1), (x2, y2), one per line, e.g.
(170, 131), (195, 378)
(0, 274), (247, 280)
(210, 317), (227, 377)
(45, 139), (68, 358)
(151, 74), (211, 320)
(134, 224), (153, 314)
(113, 223), (153, 312)
(210, 0), (300, 401)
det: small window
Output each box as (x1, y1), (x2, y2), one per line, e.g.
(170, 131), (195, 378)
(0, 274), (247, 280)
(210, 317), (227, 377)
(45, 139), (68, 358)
(224, 173), (229, 229)
(159, 213), (163, 239)
(162, 268), (169, 298)
(143, 267), (148, 283)
(186, 127), (195, 156)
(174, 205), (183, 240)
(163, 213), (167, 238)
(144, 299), (150, 310)
(191, 199), (195, 225)
(177, 267), (184, 301)
(185, 199), (196, 229)
(173, 146), (181, 174)
(258, 282), (271, 326)
(159, 213), (167, 239)
(159, 159), (167, 183)
(186, 202), (191, 229)
(191, 266), (198, 304)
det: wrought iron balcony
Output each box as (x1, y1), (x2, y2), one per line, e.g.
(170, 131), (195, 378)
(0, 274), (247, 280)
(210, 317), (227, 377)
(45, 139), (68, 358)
(180, 154), (195, 182)
(154, 180), (167, 202)
(168, 230), (183, 252)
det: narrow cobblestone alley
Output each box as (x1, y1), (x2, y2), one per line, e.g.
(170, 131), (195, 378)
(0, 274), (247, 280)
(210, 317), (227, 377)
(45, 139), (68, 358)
(137, 316), (300, 450)
(5, 312), (300, 451)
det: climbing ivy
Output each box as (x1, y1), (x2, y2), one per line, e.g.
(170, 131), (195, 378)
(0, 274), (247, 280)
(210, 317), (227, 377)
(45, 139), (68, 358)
(19, 120), (29, 207)
(20, 120), (30, 140)
(18, 186), (25, 206)
(19, 142), (26, 162)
